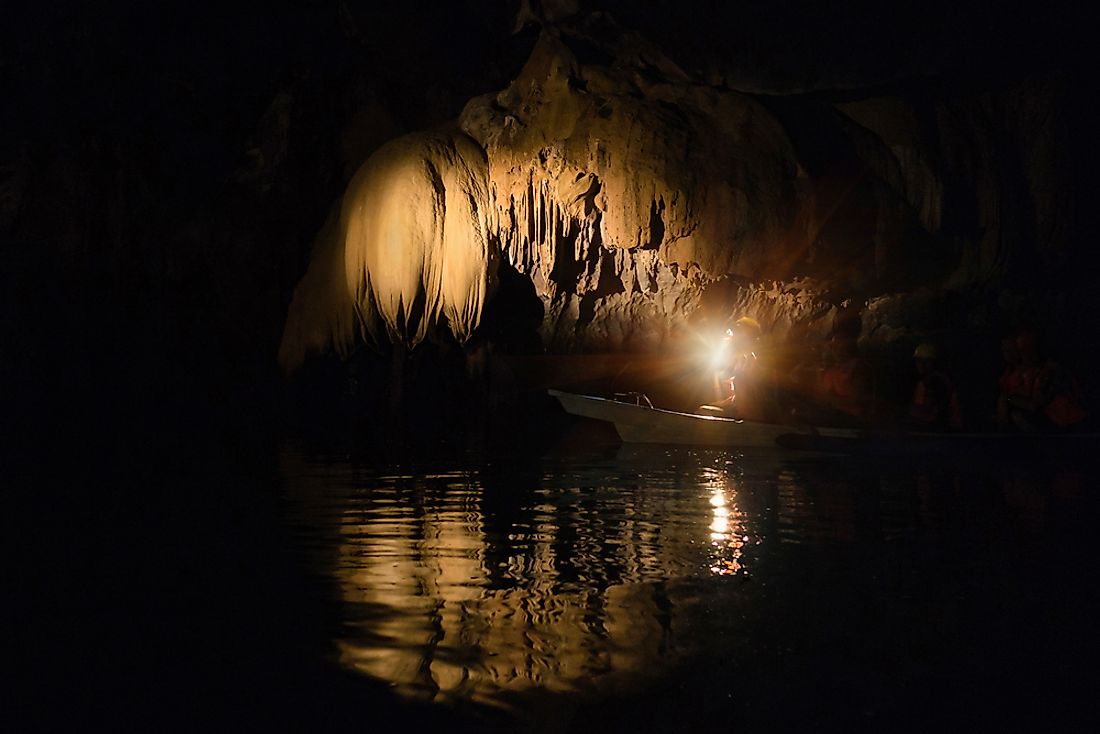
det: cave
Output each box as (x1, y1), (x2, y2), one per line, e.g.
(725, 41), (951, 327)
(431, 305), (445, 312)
(7, 1), (1099, 731)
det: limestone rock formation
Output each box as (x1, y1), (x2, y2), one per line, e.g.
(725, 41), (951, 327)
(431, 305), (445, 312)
(278, 10), (1091, 384)
(459, 27), (815, 351)
(278, 129), (497, 374)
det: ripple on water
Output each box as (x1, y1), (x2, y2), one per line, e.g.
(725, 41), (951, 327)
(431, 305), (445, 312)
(279, 444), (1096, 718)
(280, 446), (772, 706)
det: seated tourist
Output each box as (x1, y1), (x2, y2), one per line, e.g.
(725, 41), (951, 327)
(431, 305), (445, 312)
(909, 342), (963, 431)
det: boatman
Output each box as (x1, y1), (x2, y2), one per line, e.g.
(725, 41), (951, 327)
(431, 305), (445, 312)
(708, 316), (765, 417)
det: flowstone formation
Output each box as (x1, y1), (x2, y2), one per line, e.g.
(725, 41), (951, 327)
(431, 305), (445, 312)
(278, 130), (497, 374)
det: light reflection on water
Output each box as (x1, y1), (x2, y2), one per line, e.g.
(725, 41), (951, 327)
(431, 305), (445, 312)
(279, 443), (1095, 718)
(281, 447), (767, 706)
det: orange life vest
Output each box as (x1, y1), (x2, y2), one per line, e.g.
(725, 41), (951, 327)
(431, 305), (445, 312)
(1007, 361), (1087, 428)
(821, 357), (869, 417)
(912, 371), (963, 430)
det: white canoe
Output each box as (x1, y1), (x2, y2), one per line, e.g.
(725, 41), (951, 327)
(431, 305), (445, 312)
(549, 389), (862, 449)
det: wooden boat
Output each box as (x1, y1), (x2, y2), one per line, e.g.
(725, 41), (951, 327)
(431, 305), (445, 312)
(549, 389), (862, 450)
(548, 389), (1100, 456)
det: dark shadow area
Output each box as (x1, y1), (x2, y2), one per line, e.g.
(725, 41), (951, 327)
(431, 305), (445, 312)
(6, 426), (507, 732)
(480, 260), (547, 355)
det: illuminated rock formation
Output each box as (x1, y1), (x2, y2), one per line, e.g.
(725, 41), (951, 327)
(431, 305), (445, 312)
(278, 14), (1085, 383)
(460, 28), (815, 350)
(280, 26), (826, 365)
(278, 129), (497, 374)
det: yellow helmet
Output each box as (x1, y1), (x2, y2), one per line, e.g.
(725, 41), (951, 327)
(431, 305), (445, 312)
(913, 342), (938, 360)
(734, 316), (762, 338)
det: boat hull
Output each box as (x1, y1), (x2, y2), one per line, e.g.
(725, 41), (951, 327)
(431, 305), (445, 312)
(549, 390), (859, 449)
(549, 390), (1100, 459)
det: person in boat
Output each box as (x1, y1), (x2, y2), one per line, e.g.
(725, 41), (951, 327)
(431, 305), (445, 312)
(706, 316), (767, 417)
(909, 342), (963, 431)
(998, 328), (1087, 432)
(817, 325), (873, 421)
(995, 333), (1024, 425)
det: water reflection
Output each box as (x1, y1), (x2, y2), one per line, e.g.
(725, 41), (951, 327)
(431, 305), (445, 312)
(281, 448), (770, 707)
(280, 444), (1098, 725)
(706, 476), (749, 576)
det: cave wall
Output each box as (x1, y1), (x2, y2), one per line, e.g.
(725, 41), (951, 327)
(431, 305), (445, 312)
(5, 1), (1098, 430)
(279, 11), (1094, 382)
(459, 28), (812, 351)
(2, 1), (529, 438)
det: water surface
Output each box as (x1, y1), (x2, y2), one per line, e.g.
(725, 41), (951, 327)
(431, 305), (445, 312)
(280, 443), (1097, 731)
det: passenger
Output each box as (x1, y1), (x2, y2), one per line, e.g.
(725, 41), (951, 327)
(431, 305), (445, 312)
(785, 339), (826, 413)
(999, 329), (1088, 431)
(995, 334), (1028, 426)
(909, 342), (963, 431)
(818, 329), (873, 421)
